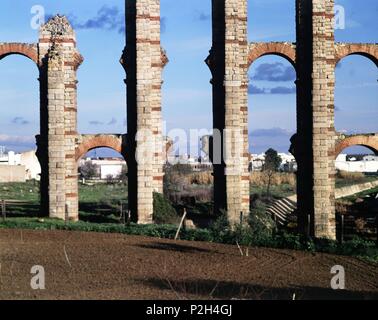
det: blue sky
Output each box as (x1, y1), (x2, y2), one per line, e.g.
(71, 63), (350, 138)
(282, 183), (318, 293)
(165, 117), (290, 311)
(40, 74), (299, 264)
(0, 0), (377, 155)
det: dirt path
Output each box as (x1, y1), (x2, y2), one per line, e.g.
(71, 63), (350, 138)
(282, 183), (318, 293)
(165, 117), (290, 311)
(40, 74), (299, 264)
(0, 229), (377, 300)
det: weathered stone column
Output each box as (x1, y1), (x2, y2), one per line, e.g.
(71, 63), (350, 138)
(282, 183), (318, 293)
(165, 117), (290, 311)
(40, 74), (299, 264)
(123, 0), (167, 224)
(207, 0), (250, 224)
(296, 0), (336, 239)
(38, 16), (82, 220)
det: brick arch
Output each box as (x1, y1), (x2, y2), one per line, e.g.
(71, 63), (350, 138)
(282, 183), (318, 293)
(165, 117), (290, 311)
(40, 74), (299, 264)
(248, 42), (296, 69)
(335, 43), (378, 67)
(335, 134), (378, 158)
(0, 43), (39, 65)
(75, 135), (124, 161)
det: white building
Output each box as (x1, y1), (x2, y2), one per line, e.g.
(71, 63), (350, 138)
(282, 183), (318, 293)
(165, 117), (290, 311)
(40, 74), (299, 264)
(249, 152), (297, 172)
(166, 154), (212, 171)
(363, 155), (378, 162)
(278, 153), (297, 172)
(250, 153), (265, 171)
(0, 150), (41, 181)
(336, 154), (378, 173)
(80, 158), (126, 180)
(21, 150), (41, 180)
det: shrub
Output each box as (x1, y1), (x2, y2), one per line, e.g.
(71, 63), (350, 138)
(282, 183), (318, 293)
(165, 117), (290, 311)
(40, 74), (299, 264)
(274, 232), (304, 250)
(105, 174), (115, 184)
(209, 211), (233, 243)
(337, 236), (378, 258)
(248, 209), (276, 245)
(153, 192), (179, 224)
(209, 210), (277, 247)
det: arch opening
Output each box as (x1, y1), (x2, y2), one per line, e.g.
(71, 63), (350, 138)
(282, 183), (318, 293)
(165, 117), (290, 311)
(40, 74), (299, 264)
(248, 43), (296, 70)
(336, 51), (378, 68)
(78, 147), (128, 224)
(335, 55), (378, 135)
(248, 55), (297, 224)
(334, 53), (378, 241)
(0, 54), (41, 218)
(0, 44), (39, 66)
(75, 135), (124, 162)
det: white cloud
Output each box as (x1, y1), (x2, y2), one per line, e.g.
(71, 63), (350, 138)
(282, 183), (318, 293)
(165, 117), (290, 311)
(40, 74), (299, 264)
(336, 82), (378, 89)
(0, 134), (35, 143)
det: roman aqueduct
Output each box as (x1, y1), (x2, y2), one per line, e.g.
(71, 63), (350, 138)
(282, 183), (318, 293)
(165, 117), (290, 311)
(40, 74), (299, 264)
(0, 0), (377, 239)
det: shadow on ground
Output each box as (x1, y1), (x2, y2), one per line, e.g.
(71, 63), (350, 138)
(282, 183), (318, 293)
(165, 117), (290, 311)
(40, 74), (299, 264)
(5, 204), (40, 218)
(79, 202), (121, 224)
(140, 278), (378, 300)
(136, 242), (218, 254)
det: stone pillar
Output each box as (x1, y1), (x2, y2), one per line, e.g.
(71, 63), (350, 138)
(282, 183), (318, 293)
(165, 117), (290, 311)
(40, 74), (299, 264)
(38, 16), (82, 220)
(123, 0), (167, 224)
(296, 0), (336, 239)
(208, 0), (250, 224)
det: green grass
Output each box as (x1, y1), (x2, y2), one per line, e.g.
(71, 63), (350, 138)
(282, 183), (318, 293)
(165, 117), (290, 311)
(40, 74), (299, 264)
(0, 181), (40, 217)
(0, 180), (40, 202)
(250, 183), (295, 199)
(78, 183), (128, 223)
(0, 181), (129, 223)
(0, 217), (211, 242)
(79, 183), (128, 203)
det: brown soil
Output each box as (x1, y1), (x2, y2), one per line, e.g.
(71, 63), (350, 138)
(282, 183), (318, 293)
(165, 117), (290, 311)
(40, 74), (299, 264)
(0, 229), (377, 300)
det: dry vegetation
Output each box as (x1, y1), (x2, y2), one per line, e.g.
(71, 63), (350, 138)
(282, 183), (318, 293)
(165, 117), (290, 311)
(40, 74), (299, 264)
(166, 169), (297, 187)
(164, 168), (297, 205)
(249, 172), (296, 187)
(337, 170), (365, 180)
